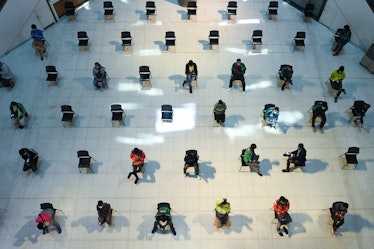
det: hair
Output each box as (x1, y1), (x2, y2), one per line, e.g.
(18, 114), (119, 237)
(133, 147), (140, 154)
(218, 100), (223, 104)
(189, 60), (193, 64)
(236, 58), (241, 62)
(322, 101), (328, 107)
(97, 200), (103, 206)
(338, 66), (344, 72)
(342, 203), (349, 209)
(94, 62), (101, 67)
(279, 196), (288, 204)
(298, 143), (304, 149)
(31, 24), (37, 29)
(288, 65), (293, 70)
(250, 144), (257, 149)
(274, 107), (279, 112)
(344, 25), (350, 30)
(10, 101), (17, 106)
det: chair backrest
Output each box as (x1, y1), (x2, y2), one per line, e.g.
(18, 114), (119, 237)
(269, 1), (278, 8)
(209, 30), (219, 38)
(61, 105), (73, 112)
(305, 3), (314, 11)
(252, 30), (262, 38)
(295, 32), (306, 40)
(185, 149), (199, 164)
(77, 150), (90, 158)
(139, 66), (151, 79)
(146, 1), (155, 8)
(103, 1), (113, 8)
(111, 104), (123, 112)
(77, 31), (88, 39)
(162, 104), (173, 112)
(121, 31), (131, 39)
(346, 147), (360, 155)
(165, 31), (176, 39)
(64, 2), (75, 9)
(46, 66), (57, 73)
(353, 100), (365, 111)
(187, 1), (197, 8)
(228, 1), (237, 8)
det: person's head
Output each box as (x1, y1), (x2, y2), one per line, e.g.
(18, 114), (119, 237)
(97, 200), (104, 208)
(10, 101), (17, 107)
(218, 99), (223, 104)
(287, 65), (293, 71)
(188, 60), (193, 65)
(273, 107), (279, 114)
(94, 62), (101, 68)
(338, 66), (344, 72)
(250, 144), (257, 150)
(344, 25), (350, 30)
(37, 222), (45, 230)
(341, 202), (349, 211)
(279, 196), (288, 206)
(364, 103), (371, 110)
(322, 101), (328, 108)
(298, 143), (304, 149)
(236, 58), (241, 65)
(31, 24), (37, 30)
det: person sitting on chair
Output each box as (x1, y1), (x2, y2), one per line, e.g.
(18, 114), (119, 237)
(213, 99), (227, 125)
(92, 62), (107, 91)
(215, 198), (231, 228)
(35, 204), (62, 234)
(0, 61), (15, 88)
(263, 105), (279, 129)
(282, 143), (307, 172)
(151, 203), (176, 235)
(330, 201), (349, 234)
(352, 101), (370, 126)
(31, 24), (45, 60)
(279, 65), (293, 91)
(183, 150), (199, 176)
(228, 59), (246, 94)
(183, 60), (198, 94)
(97, 200), (112, 226)
(273, 196), (292, 237)
(311, 101), (328, 133)
(242, 144), (262, 176)
(128, 148), (146, 184)
(333, 25), (351, 56)
(329, 66), (346, 102)
(10, 101), (28, 129)
(19, 148), (38, 172)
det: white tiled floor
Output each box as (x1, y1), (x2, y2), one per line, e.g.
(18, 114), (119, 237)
(1, 0), (374, 248)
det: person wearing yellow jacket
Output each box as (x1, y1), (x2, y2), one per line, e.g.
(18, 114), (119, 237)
(215, 198), (231, 228)
(329, 66), (346, 102)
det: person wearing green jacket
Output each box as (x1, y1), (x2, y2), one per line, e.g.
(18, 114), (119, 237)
(10, 101), (28, 129)
(329, 66), (346, 102)
(213, 99), (227, 124)
(228, 59), (246, 94)
(215, 198), (231, 228)
(333, 25), (351, 56)
(279, 65), (293, 91)
(242, 144), (262, 176)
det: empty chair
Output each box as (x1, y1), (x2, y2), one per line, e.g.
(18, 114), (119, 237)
(121, 31), (132, 52)
(268, 1), (278, 20)
(139, 66), (152, 88)
(64, 2), (76, 21)
(251, 30), (263, 50)
(77, 150), (94, 173)
(227, 1), (237, 20)
(339, 147), (359, 169)
(304, 3), (314, 21)
(61, 105), (75, 127)
(103, 1), (114, 21)
(165, 31), (176, 52)
(146, 1), (156, 21)
(161, 105), (173, 123)
(45, 66), (59, 85)
(77, 31), (89, 51)
(111, 104), (125, 126)
(209, 30), (219, 51)
(187, 1), (197, 21)
(293, 31), (305, 52)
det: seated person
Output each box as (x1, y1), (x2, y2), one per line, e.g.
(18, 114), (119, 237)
(351, 101), (370, 126)
(242, 144), (262, 176)
(35, 203), (62, 234)
(19, 148), (39, 172)
(92, 62), (107, 90)
(228, 59), (246, 94)
(184, 149), (199, 176)
(273, 196), (292, 236)
(329, 66), (346, 102)
(97, 200), (112, 226)
(311, 101), (328, 132)
(263, 104), (279, 129)
(0, 61), (15, 88)
(213, 100), (227, 124)
(9, 101), (28, 129)
(151, 202), (176, 235)
(183, 60), (198, 94)
(282, 143), (307, 172)
(215, 198), (231, 228)
(279, 65), (293, 91)
(128, 148), (146, 184)
(330, 201), (349, 234)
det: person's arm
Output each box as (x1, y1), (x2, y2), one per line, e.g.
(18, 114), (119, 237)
(242, 64), (246, 74)
(194, 63), (198, 76)
(185, 64), (188, 75)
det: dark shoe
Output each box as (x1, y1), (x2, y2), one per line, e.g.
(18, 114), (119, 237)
(189, 89), (192, 94)
(173, 230), (177, 236)
(282, 169), (290, 172)
(281, 84), (285, 91)
(342, 89), (346, 94)
(127, 173), (131, 179)
(18, 125), (24, 129)
(289, 81), (293, 85)
(334, 97), (337, 103)
(151, 228), (157, 234)
(41, 57), (44, 61)
(278, 230), (283, 236)
(333, 53), (338, 56)
(257, 172), (263, 176)
(134, 178), (139, 184)
(283, 227), (288, 235)
(58, 228), (62, 234)
(312, 126), (316, 132)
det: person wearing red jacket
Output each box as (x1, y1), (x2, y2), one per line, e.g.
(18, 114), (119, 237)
(273, 196), (292, 236)
(127, 148), (146, 184)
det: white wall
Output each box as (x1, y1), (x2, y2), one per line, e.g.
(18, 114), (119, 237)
(319, 0), (374, 51)
(0, 0), (56, 56)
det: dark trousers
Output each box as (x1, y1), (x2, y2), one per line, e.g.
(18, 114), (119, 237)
(330, 80), (344, 97)
(229, 73), (245, 91)
(214, 113), (225, 123)
(312, 113), (326, 128)
(23, 158), (38, 172)
(274, 211), (292, 230)
(286, 158), (304, 170)
(330, 209), (344, 229)
(334, 41), (348, 54)
(128, 164), (143, 180)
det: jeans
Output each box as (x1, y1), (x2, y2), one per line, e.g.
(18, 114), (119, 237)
(184, 74), (196, 93)
(93, 77), (107, 89)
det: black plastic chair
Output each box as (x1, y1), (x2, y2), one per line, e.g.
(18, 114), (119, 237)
(165, 31), (176, 51)
(227, 1), (237, 16)
(104, 1), (114, 20)
(77, 150), (94, 173)
(187, 1), (197, 18)
(340, 147), (359, 169)
(46, 66), (58, 84)
(111, 104), (125, 126)
(121, 31), (132, 46)
(268, 1), (278, 19)
(304, 3), (314, 21)
(146, 1), (156, 17)
(64, 2), (76, 20)
(252, 30), (263, 49)
(139, 66), (152, 88)
(209, 30), (219, 48)
(61, 105), (75, 127)
(161, 105), (173, 122)
(293, 31), (306, 52)
(77, 31), (89, 50)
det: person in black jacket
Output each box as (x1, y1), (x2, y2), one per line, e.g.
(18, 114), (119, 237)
(19, 148), (38, 172)
(330, 201), (349, 234)
(183, 60), (198, 93)
(311, 101), (328, 132)
(282, 143), (306, 172)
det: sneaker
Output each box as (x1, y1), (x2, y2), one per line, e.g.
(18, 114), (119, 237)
(134, 178), (139, 184)
(151, 228), (157, 234)
(318, 127), (323, 133)
(190, 89), (192, 94)
(58, 228), (62, 234)
(41, 57), (44, 61)
(277, 230), (283, 236)
(228, 88), (232, 91)
(173, 231), (177, 236)
(18, 125), (24, 129)
(334, 97), (337, 103)
(283, 227), (288, 235)
(257, 172), (263, 176)
(281, 85), (285, 91)
(282, 169), (290, 172)
(127, 173), (131, 179)
(312, 126), (316, 132)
